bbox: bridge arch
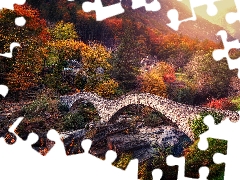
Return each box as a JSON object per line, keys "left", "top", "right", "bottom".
{"left": 60, "top": 92, "right": 239, "bottom": 141}
{"left": 108, "top": 104, "right": 179, "bottom": 129}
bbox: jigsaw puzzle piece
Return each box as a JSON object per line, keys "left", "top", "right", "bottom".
{"left": 131, "top": 0, "right": 161, "bottom": 12}
{"left": 14, "top": 119, "right": 56, "bottom": 155}
{"left": 212, "top": 30, "right": 240, "bottom": 78}
{"left": 0, "top": 117, "right": 39, "bottom": 154}
{"left": 167, "top": 155, "right": 209, "bottom": 180}
{"left": 167, "top": 0, "right": 219, "bottom": 31}
{"left": 183, "top": 137, "right": 227, "bottom": 179}
{"left": 82, "top": 0, "right": 125, "bottom": 21}
{"left": 226, "top": 0, "right": 240, "bottom": 24}
{"left": 198, "top": 114, "right": 240, "bottom": 148}
{"left": 45, "top": 129, "right": 65, "bottom": 157}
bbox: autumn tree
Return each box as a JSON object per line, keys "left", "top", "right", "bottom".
{"left": 0, "top": 5, "right": 50, "bottom": 95}
{"left": 50, "top": 21, "right": 78, "bottom": 40}
{"left": 80, "top": 42, "right": 119, "bottom": 98}
{"left": 43, "top": 22, "right": 118, "bottom": 97}
{"left": 184, "top": 51, "right": 234, "bottom": 103}
{"left": 42, "top": 39, "right": 85, "bottom": 93}
{"left": 139, "top": 62, "right": 176, "bottom": 97}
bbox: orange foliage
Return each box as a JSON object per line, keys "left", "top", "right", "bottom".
{"left": 77, "top": 10, "right": 96, "bottom": 20}
{"left": 140, "top": 62, "right": 176, "bottom": 97}
{"left": 2, "top": 5, "right": 50, "bottom": 91}
{"left": 14, "top": 4, "right": 50, "bottom": 42}
{"left": 147, "top": 27, "right": 219, "bottom": 61}
{"left": 104, "top": 17, "right": 123, "bottom": 38}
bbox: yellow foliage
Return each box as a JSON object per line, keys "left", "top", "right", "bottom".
{"left": 50, "top": 21, "right": 78, "bottom": 40}
{"left": 140, "top": 62, "right": 175, "bottom": 97}
{"left": 43, "top": 38, "right": 117, "bottom": 97}
{"left": 80, "top": 42, "right": 112, "bottom": 72}
{"left": 45, "top": 39, "right": 86, "bottom": 65}
{"left": 141, "top": 72, "right": 167, "bottom": 97}
{"left": 91, "top": 79, "right": 119, "bottom": 98}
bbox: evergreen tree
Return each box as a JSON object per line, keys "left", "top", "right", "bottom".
{"left": 111, "top": 17, "right": 147, "bottom": 93}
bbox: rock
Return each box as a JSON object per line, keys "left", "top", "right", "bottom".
{"left": 60, "top": 118, "right": 192, "bottom": 164}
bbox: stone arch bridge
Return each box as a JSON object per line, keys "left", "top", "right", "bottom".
{"left": 60, "top": 92, "right": 239, "bottom": 140}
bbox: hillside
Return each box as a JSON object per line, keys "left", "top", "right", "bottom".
{"left": 120, "top": 0, "right": 228, "bottom": 42}
{"left": 25, "top": 0, "right": 228, "bottom": 43}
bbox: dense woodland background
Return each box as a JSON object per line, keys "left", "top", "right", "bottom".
{"left": 1, "top": 1, "right": 240, "bottom": 179}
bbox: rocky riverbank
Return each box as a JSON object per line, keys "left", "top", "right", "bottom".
{"left": 60, "top": 115, "right": 192, "bottom": 165}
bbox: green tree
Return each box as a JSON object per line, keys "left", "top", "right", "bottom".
{"left": 110, "top": 18, "right": 147, "bottom": 92}
{"left": 184, "top": 51, "right": 234, "bottom": 102}
{"left": 42, "top": 21, "right": 80, "bottom": 94}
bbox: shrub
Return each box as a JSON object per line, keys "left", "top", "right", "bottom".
{"left": 94, "top": 79, "right": 119, "bottom": 99}
{"left": 61, "top": 111, "right": 88, "bottom": 131}
{"left": 168, "top": 73, "right": 197, "bottom": 105}
{"left": 21, "top": 96, "right": 49, "bottom": 119}
{"left": 169, "top": 85, "right": 196, "bottom": 105}
{"left": 61, "top": 102, "right": 100, "bottom": 131}
{"left": 57, "top": 83, "right": 72, "bottom": 95}
{"left": 205, "top": 98, "right": 237, "bottom": 111}
{"left": 58, "top": 102, "right": 69, "bottom": 113}
{"left": 16, "top": 88, "right": 61, "bottom": 138}
{"left": 112, "top": 153, "right": 132, "bottom": 170}
{"left": 190, "top": 111, "right": 223, "bottom": 139}
{"left": 74, "top": 72, "right": 87, "bottom": 91}
{"left": 21, "top": 88, "right": 58, "bottom": 118}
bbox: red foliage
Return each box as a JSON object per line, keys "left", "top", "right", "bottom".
{"left": 163, "top": 73, "right": 176, "bottom": 83}
{"left": 205, "top": 98, "right": 236, "bottom": 111}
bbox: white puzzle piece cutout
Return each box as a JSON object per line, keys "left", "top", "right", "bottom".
{"left": 167, "top": 0, "right": 220, "bottom": 31}
{"left": 212, "top": 30, "right": 240, "bottom": 78}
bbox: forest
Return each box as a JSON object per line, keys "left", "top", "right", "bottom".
{"left": 0, "top": 1, "right": 240, "bottom": 180}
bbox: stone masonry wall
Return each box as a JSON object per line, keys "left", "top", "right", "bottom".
{"left": 60, "top": 92, "right": 239, "bottom": 140}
